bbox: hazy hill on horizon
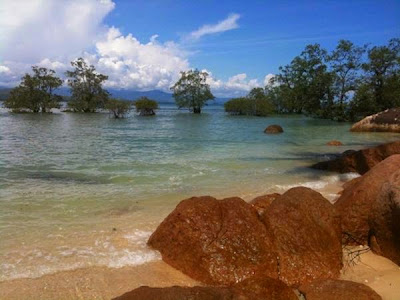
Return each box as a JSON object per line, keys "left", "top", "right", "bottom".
{"left": 0, "top": 87, "right": 230, "bottom": 104}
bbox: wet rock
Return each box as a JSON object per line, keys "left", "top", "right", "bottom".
{"left": 113, "top": 278, "right": 298, "bottom": 300}
{"left": 326, "top": 140, "right": 343, "bottom": 146}
{"left": 112, "top": 286, "right": 236, "bottom": 300}
{"left": 351, "top": 108, "right": 400, "bottom": 133}
{"left": 335, "top": 155, "right": 400, "bottom": 245}
{"left": 249, "top": 193, "right": 281, "bottom": 216}
{"left": 148, "top": 196, "right": 279, "bottom": 286}
{"left": 299, "top": 279, "right": 382, "bottom": 300}
{"left": 369, "top": 169, "right": 400, "bottom": 264}
{"left": 311, "top": 141, "right": 400, "bottom": 175}
{"left": 261, "top": 187, "right": 342, "bottom": 287}
{"left": 264, "top": 125, "right": 284, "bottom": 134}
{"left": 234, "top": 277, "right": 298, "bottom": 300}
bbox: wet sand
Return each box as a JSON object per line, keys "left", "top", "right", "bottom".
{"left": 0, "top": 261, "right": 198, "bottom": 300}
{"left": 1, "top": 248, "right": 399, "bottom": 300}
{"left": 1, "top": 180, "right": 399, "bottom": 300}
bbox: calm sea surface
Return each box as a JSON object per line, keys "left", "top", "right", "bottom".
{"left": 0, "top": 104, "right": 398, "bottom": 280}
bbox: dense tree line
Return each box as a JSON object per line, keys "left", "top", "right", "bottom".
{"left": 226, "top": 38, "right": 400, "bottom": 121}
{"left": 5, "top": 39, "right": 399, "bottom": 121}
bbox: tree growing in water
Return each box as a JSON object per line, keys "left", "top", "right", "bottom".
{"left": 224, "top": 87, "right": 275, "bottom": 116}
{"left": 4, "top": 66, "right": 62, "bottom": 113}
{"left": 105, "top": 99, "right": 132, "bottom": 118}
{"left": 65, "top": 58, "right": 109, "bottom": 112}
{"left": 171, "top": 69, "right": 214, "bottom": 114}
{"left": 134, "top": 97, "right": 159, "bottom": 116}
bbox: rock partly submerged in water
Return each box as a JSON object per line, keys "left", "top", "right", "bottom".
{"left": 113, "top": 277, "right": 298, "bottom": 300}
{"left": 261, "top": 187, "right": 343, "bottom": 287}
{"left": 326, "top": 140, "right": 343, "bottom": 146}
{"left": 264, "top": 124, "right": 284, "bottom": 134}
{"left": 299, "top": 279, "right": 382, "bottom": 300}
{"left": 350, "top": 108, "right": 400, "bottom": 133}
{"left": 335, "top": 155, "right": 400, "bottom": 247}
{"left": 148, "top": 188, "right": 343, "bottom": 288}
{"left": 311, "top": 141, "right": 400, "bottom": 175}
{"left": 147, "top": 196, "right": 279, "bottom": 286}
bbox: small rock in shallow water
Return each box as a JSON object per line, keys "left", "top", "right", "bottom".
{"left": 264, "top": 124, "right": 284, "bottom": 134}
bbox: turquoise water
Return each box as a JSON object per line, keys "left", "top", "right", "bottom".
{"left": 0, "top": 104, "right": 399, "bottom": 280}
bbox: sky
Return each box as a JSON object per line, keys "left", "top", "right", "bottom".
{"left": 0, "top": 0, "right": 399, "bottom": 97}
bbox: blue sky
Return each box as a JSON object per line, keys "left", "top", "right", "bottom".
{"left": 106, "top": 0, "right": 399, "bottom": 80}
{"left": 0, "top": 0, "right": 399, "bottom": 96}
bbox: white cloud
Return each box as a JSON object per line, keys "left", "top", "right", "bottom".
{"left": 188, "top": 13, "right": 240, "bottom": 40}
{"left": 264, "top": 73, "right": 275, "bottom": 86}
{"left": 93, "top": 27, "right": 190, "bottom": 90}
{"left": 0, "top": 0, "right": 115, "bottom": 63}
{"left": 0, "top": 2, "right": 267, "bottom": 97}
{"left": 206, "top": 71, "right": 260, "bottom": 98}
{"left": 0, "top": 66, "right": 10, "bottom": 73}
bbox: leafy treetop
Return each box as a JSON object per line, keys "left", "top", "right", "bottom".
{"left": 171, "top": 69, "right": 214, "bottom": 114}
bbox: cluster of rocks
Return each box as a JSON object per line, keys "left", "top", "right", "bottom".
{"left": 312, "top": 141, "right": 400, "bottom": 174}
{"left": 113, "top": 141, "right": 399, "bottom": 300}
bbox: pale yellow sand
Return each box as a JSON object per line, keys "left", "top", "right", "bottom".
{"left": 1, "top": 247, "right": 399, "bottom": 300}
{"left": 1, "top": 180, "right": 399, "bottom": 300}
{"left": 341, "top": 248, "right": 400, "bottom": 300}
{"left": 0, "top": 261, "right": 198, "bottom": 300}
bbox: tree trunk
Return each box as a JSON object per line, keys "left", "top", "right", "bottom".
{"left": 193, "top": 107, "right": 201, "bottom": 114}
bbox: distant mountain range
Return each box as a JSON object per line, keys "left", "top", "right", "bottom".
{"left": 0, "top": 87, "right": 230, "bottom": 104}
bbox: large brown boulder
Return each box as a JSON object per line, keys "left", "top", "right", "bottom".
{"left": 335, "top": 155, "right": 400, "bottom": 246}
{"left": 113, "top": 278, "right": 298, "bottom": 300}
{"left": 249, "top": 193, "right": 281, "bottom": 216}
{"left": 147, "top": 196, "right": 279, "bottom": 286}
{"left": 112, "top": 286, "right": 236, "bottom": 300}
{"left": 261, "top": 187, "right": 343, "bottom": 287}
{"left": 234, "top": 277, "right": 298, "bottom": 300}
{"left": 264, "top": 124, "right": 284, "bottom": 134}
{"left": 299, "top": 279, "right": 382, "bottom": 300}
{"left": 351, "top": 108, "right": 400, "bottom": 133}
{"left": 368, "top": 169, "right": 400, "bottom": 264}
{"left": 312, "top": 141, "right": 400, "bottom": 174}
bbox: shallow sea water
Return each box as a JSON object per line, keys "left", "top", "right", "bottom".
{"left": 0, "top": 104, "right": 398, "bottom": 281}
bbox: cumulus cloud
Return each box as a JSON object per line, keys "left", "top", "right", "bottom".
{"left": 188, "top": 13, "right": 240, "bottom": 40}
{"left": 264, "top": 73, "right": 276, "bottom": 86}
{"left": 0, "top": 0, "right": 115, "bottom": 63}
{"left": 206, "top": 71, "right": 260, "bottom": 98}
{"left": 0, "top": 1, "right": 265, "bottom": 96}
{"left": 93, "top": 27, "right": 189, "bottom": 90}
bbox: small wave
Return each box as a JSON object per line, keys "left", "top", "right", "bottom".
{"left": 274, "top": 172, "right": 360, "bottom": 192}
{"left": 0, "top": 230, "right": 160, "bottom": 281}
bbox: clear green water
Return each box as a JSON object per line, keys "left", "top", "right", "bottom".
{"left": 0, "top": 104, "right": 398, "bottom": 280}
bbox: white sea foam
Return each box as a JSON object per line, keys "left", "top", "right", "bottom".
{"left": 274, "top": 173, "right": 360, "bottom": 193}
{"left": 0, "top": 229, "right": 161, "bottom": 281}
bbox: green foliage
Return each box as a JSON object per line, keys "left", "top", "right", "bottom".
{"left": 4, "top": 66, "right": 62, "bottom": 113}
{"left": 134, "top": 97, "right": 159, "bottom": 116}
{"left": 224, "top": 97, "right": 252, "bottom": 115}
{"left": 171, "top": 69, "right": 214, "bottom": 114}
{"left": 105, "top": 98, "right": 131, "bottom": 118}
{"left": 268, "top": 38, "right": 399, "bottom": 121}
{"left": 224, "top": 87, "right": 275, "bottom": 116}
{"left": 66, "top": 58, "right": 109, "bottom": 112}
{"left": 358, "top": 38, "right": 400, "bottom": 112}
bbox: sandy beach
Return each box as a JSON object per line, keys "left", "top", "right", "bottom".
{"left": 1, "top": 178, "right": 399, "bottom": 300}
{"left": 1, "top": 245, "right": 399, "bottom": 300}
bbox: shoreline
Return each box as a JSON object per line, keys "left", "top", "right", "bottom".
{"left": 1, "top": 245, "right": 399, "bottom": 300}
{"left": 4, "top": 175, "right": 398, "bottom": 300}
